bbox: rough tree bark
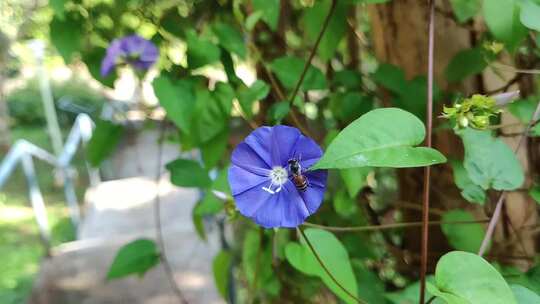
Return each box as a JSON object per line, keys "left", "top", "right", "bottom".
{"left": 368, "top": 0, "right": 536, "bottom": 273}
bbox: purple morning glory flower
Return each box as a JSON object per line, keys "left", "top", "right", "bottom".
{"left": 100, "top": 34, "right": 159, "bottom": 76}
{"left": 228, "top": 125, "right": 328, "bottom": 228}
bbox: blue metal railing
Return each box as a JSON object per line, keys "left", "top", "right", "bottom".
{"left": 0, "top": 113, "right": 99, "bottom": 254}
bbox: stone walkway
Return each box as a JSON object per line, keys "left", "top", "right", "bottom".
{"left": 29, "top": 131, "right": 224, "bottom": 304}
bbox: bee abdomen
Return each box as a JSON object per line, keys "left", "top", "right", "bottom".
{"left": 293, "top": 177, "right": 309, "bottom": 192}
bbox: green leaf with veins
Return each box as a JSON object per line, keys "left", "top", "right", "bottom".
{"left": 460, "top": 128, "right": 524, "bottom": 190}
{"left": 313, "top": 108, "right": 446, "bottom": 169}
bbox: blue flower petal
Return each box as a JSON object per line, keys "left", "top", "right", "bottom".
{"left": 231, "top": 142, "right": 271, "bottom": 173}
{"left": 244, "top": 127, "right": 273, "bottom": 168}
{"left": 228, "top": 165, "right": 269, "bottom": 196}
{"left": 229, "top": 125, "right": 328, "bottom": 228}
{"left": 272, "top": 125, "right": 301, "bottom": 166}
{"left": 100, "top": 34, "right": 158, "bottom": 76}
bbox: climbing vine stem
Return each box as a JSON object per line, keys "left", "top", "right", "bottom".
{"left": 478, "top": 101, "right": 540, "bottom": 257}
{"left": 154, "top": 122, "right": 190, "bottom": 304}
{"left": 420, "top": 1, "right": 435, "bottom": 303}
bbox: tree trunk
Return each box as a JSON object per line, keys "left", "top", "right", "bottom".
{"left": 368, "top": 0, "right": 483, "bottom": 275}
{"left": 369, "top": 0, "right": 538, "bottom": 272}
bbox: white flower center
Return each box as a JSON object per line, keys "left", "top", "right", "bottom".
{"left": 262, "top": 166, "right": 288, "bottom": 194}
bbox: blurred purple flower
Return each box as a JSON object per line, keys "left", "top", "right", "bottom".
{"left": 100, "top": 34, "right": 158, "bottom": 76}
{"left": 228, "top": 125, "right": 327, "bottom": 228}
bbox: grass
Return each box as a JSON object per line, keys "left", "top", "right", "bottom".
{"left": 0, "top": 125, "right": 88, "bottom": 304}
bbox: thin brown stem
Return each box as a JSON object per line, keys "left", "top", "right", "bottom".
{"left": 154, "top": 122, "right": 189, "bottom": 304}
{"left": 297, "top": 228, "right": 367, "bottom": 304}
{"left": 478, "top": 101, "right": 540, "bottom": 256}
{"left": 288, "top": 0, "right": 337, "bottom": 106}
{"left": 249, "top": 44, "right": 312, "bottom": 136}
{"left": 303, "top": 219, "right": 489, "bottom": 232}
{"left": 420, "top": 2, "right": 435, "bottom": 303}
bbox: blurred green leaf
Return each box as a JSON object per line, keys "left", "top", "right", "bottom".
{"left": 87, "top": 119, "right": 123, "bottom": 167}
{"left": 329, "top": 92, "right": 373, "bottom": 124}
{"left": 441, "top": 210, "right": 485, "bottom": 253}
{"left": 511, "top": 284, "right": 540, "bottom": 303}
{"left": 192, "top": 89, "right": 228, "bottom": 144}
{"left": 186, "top": 30, "right": 221, "bottom": 69}
{"left": 49, "top": 0, "right": 66, "bottom": 19}
{"left": 450, "top": 0, "right": 481, "bottom": 23}
{"left": 242, "top": 230, "right": 281, "bottom": 295}
{"left": 520, "top": 0, "right": 540, "bottom": 32}
{"left": 340, "top": 167, "right": 371, "bottom": 198}
{"left": 213, "top": 22, "right": 246, "bottom": 59}
{"left": 445, "top": 48, "right": 487, "bottom": 83}
{"left": 153, "top": 75, "right": 196, "bottom": 133}
{"left": 333, "top": 189, "right": 358, "bottom": 218}
{"left": 460, "top": 128, "right": 524, "bottom": 190}
{"left": 385, "top": 277, "right": 439, "bottom": 304}
{"left": 507, "top": 98, "right": 539, "bottom": 123}
{"left": 50, "top": 14, "right": 83, "bottom": 63}
{"left": 237, "top": 80, "right": 270, "bottom": 118}
{"left": 451, "top": 160, "right": 486, "bottom": 204}
{"left": 81, "top": 48, "right": 116, "bottom": 88}
{"left": 107, "top": 239, "right": 159, "bottom": 280}
{"left": 529, "top": 186, "right": 540, "bottom": 204}
{"left": 373, "top": 64, "right": 440, "bottom": 118}
{"left": 253, "top": 0, "right": 280, "bottom": 31}
{"left": 213, "top": 251, "right": 232, "bottom": 300}
{"left": 483, "top": 0, "right": 527, "bottom": 51}
{"left": 192, "top": 211, "right": 206, "bottom": 241}
{"left": 267, "top": 101, "right": 290, "bottom": 124}
{"left": 270, "top": 56, "right": 327, "bottom": 91}
{"left": 285, "top": 228, "right": 359, "bottom": 304}
{"left": 372, "top": 63, "right": 406, "bottom": 94}
{"left": 201, "top": 129, "right": 229, "bottom": 169}
{"left": 333, "top": 69, "right": 362, "bottom": 89}
{"left": 313, "top": 108, "right": 446, "bottom": 169}
{"left": 304, "top": 0, "right": 348, "bottom": 61}
{"left": 432, "top": 251, "right": 517, "bottom": 304}
{"left": 166, "top": 158, "right": 211, "bottom": 188}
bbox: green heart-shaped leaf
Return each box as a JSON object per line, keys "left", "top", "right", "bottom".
{"left": 313, "top": 108, "right": 446, "bottom": 169}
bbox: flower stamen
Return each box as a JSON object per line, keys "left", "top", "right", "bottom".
{"left": 262, "top": 166, "right": 288, "bottom": 195}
